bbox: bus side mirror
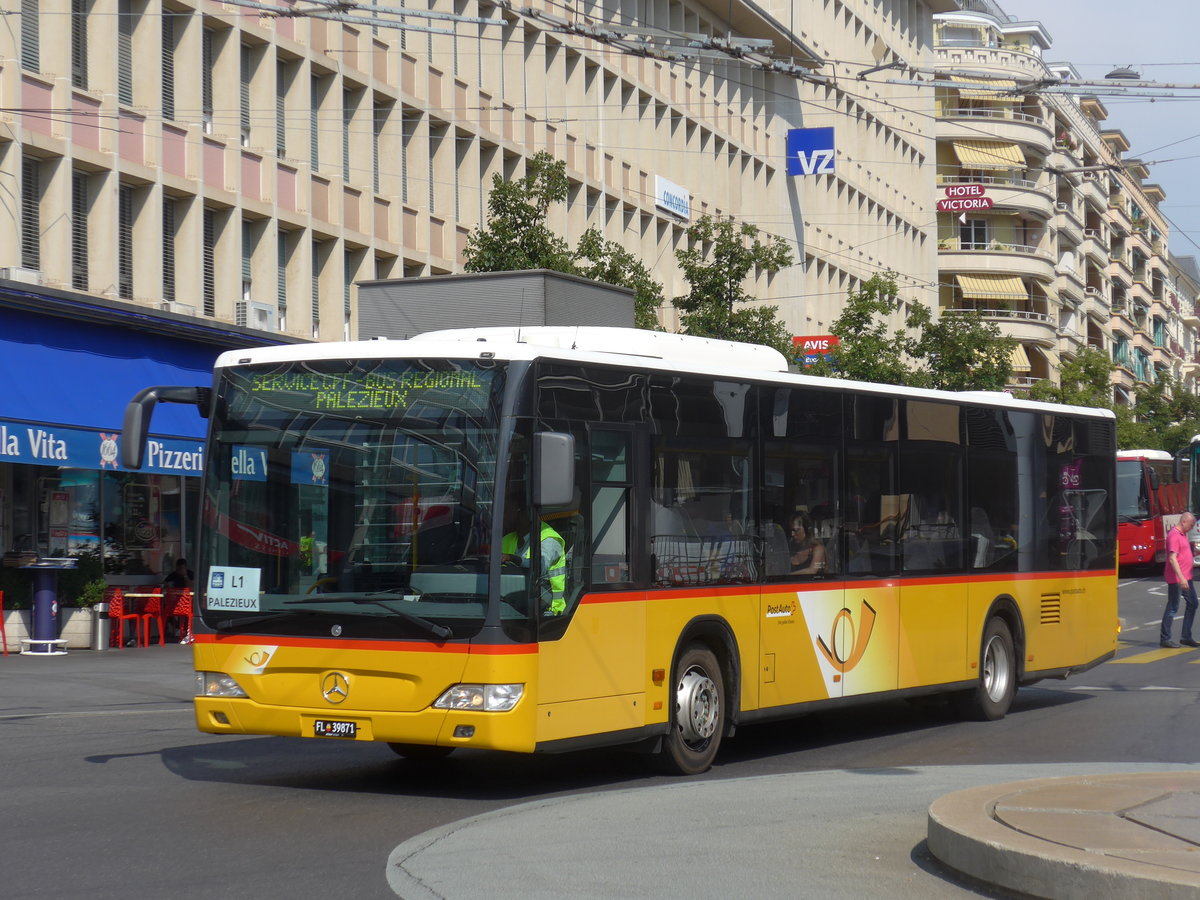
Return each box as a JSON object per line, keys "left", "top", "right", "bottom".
{"left": 1174, "top": 457, "right": 1183, "bottom": 483}
{"left": 122, "top": 386, "right": 211, "bottom": 469}
{"left": 533, "top": 432, "right": 575, "bottom": 508}
{"left": 1149, "top": 469, "right": 1160, "bottom": 492}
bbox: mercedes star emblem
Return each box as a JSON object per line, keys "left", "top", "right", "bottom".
{"left": 321, "top": 671, "right": 350, "bottom": 704}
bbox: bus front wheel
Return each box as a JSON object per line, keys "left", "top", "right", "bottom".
{"left": 656, "top": 645, "right": 725, "bottom": 775}
{"left": 954, "top": 617, "right": 1016, "bottom": 721}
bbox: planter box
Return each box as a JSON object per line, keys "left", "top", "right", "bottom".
{"left": 3, "top": 607, "right": 101, "bottom": 650}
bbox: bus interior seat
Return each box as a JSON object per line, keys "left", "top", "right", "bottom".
{"left": 763, "top": 523, "right": 790, "bottom": 576}
{"left": 970, "top": 507, "right": 993, "bottom": 568}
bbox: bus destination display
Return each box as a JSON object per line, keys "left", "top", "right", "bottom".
{"left": 245, "top": 367, "right": 493, "bottom": 414}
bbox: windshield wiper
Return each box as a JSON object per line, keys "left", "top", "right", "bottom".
{"left": 213, "top": 609, "right": 320, "bottom": 632}
{"left": 284, "top": 595, "right": 452, "bottom": 641}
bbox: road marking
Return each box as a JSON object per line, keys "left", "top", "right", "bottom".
{"left": 0, "top": 707, "right": 191, "bottom": 721}
{"left": 1069, "top": 685, "right": 1189, "bottom": 691}
{"left": 1110, "top": 646, "right": 1198, "bottom": 664}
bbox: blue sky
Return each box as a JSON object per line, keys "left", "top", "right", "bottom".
{"left": 1001, "top": 0, "right": 1200, "bottom": 261}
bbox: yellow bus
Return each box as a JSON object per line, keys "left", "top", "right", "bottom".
{"left": 122, "top": 326, "right": 1117, "bottom": 774}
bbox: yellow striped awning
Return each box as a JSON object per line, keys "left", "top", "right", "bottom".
{"left": 957, "top": 273, "right": 1027, "bottom": 300}
{"left": 1009, "top": 343, "right": 1031, "bottom": 373}
{"left": 952, "top": 140, "right": 1026, "bottom": 169}
{"left": 950, "top": 75, "right": 1019, "bottom": 101}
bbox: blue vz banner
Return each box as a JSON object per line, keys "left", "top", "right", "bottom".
{"left": 786, "top": 127, "right": 836, "bottom": 176}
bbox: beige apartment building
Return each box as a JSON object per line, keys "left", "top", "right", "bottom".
{"left": 0, "top": 0, "right": 956, "bottom": 347}
{"left": 932, "top": 0, "right": 1200, "bottom": 402}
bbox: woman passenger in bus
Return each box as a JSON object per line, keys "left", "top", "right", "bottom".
{"left": 788, "top": 512, "right": 827, "bottom": 575}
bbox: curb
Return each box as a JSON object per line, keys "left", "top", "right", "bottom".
{"left": 927, "top": 774, "right": 1200, "bottom": 900}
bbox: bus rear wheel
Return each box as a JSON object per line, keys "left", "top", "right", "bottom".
{"left": 387, "top": 742, "right": 455, "bottom": 760}
{"left": 954, "top": 617, "right": 1016, "bottom": 721}
{"left": 656, "top": 645, "right": 725, "bottom": 775}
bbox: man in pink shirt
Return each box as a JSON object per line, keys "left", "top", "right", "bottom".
{"left": 1161, "top": 511, "right": 1198, "bottom": 649}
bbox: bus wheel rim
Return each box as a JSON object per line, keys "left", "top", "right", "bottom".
{"left": 677, "top": 666, "right": 719, "bottom": 744}
{"left": 982, "top": 635, "right": 1010, "bottom": 703}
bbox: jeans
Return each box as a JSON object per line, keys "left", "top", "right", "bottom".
{"left": 1161, "top": 580, "right": 1198, "bottom": 643}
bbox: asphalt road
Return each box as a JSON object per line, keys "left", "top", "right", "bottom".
{"left": 3, "top": 574, "right": 1197, "bottom": 899}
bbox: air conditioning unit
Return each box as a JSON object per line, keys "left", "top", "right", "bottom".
{"left": 160, "top": 301, "right": 197, "bottom": 316}
{"left": 236, "top": 300, "right": 278, "bottom": 331}
{"left": 0, "top": 266, "right": 44, "bottom": 285}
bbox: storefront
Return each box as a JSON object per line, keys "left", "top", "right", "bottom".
{"left": 0, "top": 283, "right": 302, "bottom": 585}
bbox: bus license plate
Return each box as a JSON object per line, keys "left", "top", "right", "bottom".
{"left": 314, "top": 720, "right": 357, "bottom": 739}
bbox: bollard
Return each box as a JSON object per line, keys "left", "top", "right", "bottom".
{"left": 91, "top": 602, "right": 110, "bottom": 651}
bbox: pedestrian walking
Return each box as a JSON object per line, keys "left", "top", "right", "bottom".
{"left": 1161, "top": 511, "right": 1199, "bottom": 649}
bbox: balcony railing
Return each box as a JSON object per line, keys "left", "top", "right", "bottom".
{"left": 938, "top": 239, "right": 1053, "bottom": 260}
{"left": 947, "top": 306, "right": 1054, "bottom": 325}
{"left": 939, "top": 173, "right": 1041, "bottom": 190}
{"left": 940, "top": 106, "right": 1045, "bottom": 126}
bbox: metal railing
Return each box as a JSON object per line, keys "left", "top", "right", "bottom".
{"left": 940, "top": 106, "right": 1045, "bottom": 126}
{"left": 945, "top": 307, "right": 1053, "bottom": 325}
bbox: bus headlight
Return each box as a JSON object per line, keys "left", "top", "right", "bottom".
{"left": 196, "top": 671, "right": 249, "bottom": 698}
{"left": 433, "top": 683, "right": 524, "bottom": 712}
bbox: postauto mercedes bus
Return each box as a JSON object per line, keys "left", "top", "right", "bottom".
{"left": 121, "top": 326, "right": 1118, "bottom": 774}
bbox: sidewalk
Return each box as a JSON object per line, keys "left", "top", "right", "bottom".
{"left": 386, "top": 765, "right": 1200, "bottom": 900}
{"left": 929, "top": 772, "right": 1200, "bottom": 899}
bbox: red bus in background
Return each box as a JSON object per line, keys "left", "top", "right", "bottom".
{"left": 1116, "top": 449, "right": 1188, "bottom": 569}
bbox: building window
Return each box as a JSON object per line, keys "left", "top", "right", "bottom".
{"left": 203, "top": 208, "right": 216, "bottom": 317}
{"left": 118, "top": 184, "right": 134, "bottom": 300}
{"left": 276, "top": 61, "right": 289, "bottom": 157}
{"left": 21, "top": 0, "right": 39, "bottom": 71}
{"left": 20, "top": 158, "right": 40, "bottom": 270}
{"left": 71, "top": 0, "right": 88, "bottom": 89}
{"left": 163, "top": 197, "right": 177, "bottom": 303}
{"left": 117, "top": 0, "right": 133, "bottom": 105}
{"left": 311, "top": 241, "right": 322, "bottom": 339}
{"left": 342, "top": 93, "right": 352, "bottom": 183}
{"left": 71, "top": 172, "right": 89, "bottom": 291}
{"left": 960, "top": 218, "right": 987, "bottom": 249}
{"left": 161, "top": 12, "right": 175, "bottom": 120}
{"left": 310, "top": 76, "right": 322, "bottom": 170}
{"left": 240, "top": 44, "right": 253, "bottom": 147}
{"left": 201, "top": 28, "right": 214, "bottom": 133}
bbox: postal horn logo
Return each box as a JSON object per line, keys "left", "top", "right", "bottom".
{"left": 817, "top": 600, "right": 877, "bottom": 673}
{"left": 322, "top": 671, "right": 350, "bottom": 704}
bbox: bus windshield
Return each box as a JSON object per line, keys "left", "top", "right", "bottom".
{"left": 198, "top": 358, "right": 515, "bottom": 641}
{"left": 1115, "top": 458, "right": 1149, "bottom": 522}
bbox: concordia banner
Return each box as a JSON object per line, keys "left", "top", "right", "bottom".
{"left": 0, "top": 418, "right": 204, "bottom": 476}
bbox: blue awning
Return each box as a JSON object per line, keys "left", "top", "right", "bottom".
{"left": 0, "top": 307, "right": 217, "bottom": 439}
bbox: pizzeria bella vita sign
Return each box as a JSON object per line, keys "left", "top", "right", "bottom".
{"left": 937, "top": 183, "right": 992, "bottom": 212}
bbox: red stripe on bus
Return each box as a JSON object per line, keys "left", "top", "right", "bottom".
{"left": 578, "top": 568, "right": 1116, "bottom": 603}
{"left": 190, "top": 633, "right": 537, "bottom": 654}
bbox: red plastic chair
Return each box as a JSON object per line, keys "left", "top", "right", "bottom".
{"left": 107, "top": 588, "right": 143, "bottom": 649}
{"left": 1, "top": 590, "right": 7, "bottom": 656}
{"left": 162, "top": 588, "right": 194, "bottom": 644}
{"left": 139, "top": 588, "right": 163, "bottom": 646}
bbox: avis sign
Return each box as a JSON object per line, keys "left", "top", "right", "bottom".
{"left": 793, "top": 334, "right": 840, "bottom": 366}
{"left": 787, "top": 127, "right": 835, "bottom": 176}
{"left": 937, "top": 183, "right": 993, "bottom": 212}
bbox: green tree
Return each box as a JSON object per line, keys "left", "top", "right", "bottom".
{"left": 1027, "top": 346, "right": 1113, "bottom": 408}
{"left": 806, "top": 273, "right": 1013, "bottom": 390}
{"left": 672, "top": 215, "right": 794, "bottom": 357}
{"left": 464, "top": 154, "right": 666, "bottom": 329}
{"left": 805, "top": 273, "right": 912, "bottom": 384}
{"left": 908, "top": 305, "right": 1016, "bottom": 392}
{"left": 574, "top": 226, "right": 664, "bottom": 330}
{"left": 463, "top": 151, "right": 575, "bottom": 274}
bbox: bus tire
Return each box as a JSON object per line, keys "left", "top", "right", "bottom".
{"left": 387, "top": 742, "right": 455, "bottom": 760}
{"left": 954, "top": 617, "right": 1016, "bottom": 721}
{"left": 656, "top": 644, "right": 725, "bottom": 775}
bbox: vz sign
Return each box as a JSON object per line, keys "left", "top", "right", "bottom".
{"left": 786, "top": 127, "right": 836, "bottom": 176}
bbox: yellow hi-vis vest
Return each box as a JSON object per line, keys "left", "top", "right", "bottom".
{"left": 501, "top": 522, "right": 567, "bottom": 615}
